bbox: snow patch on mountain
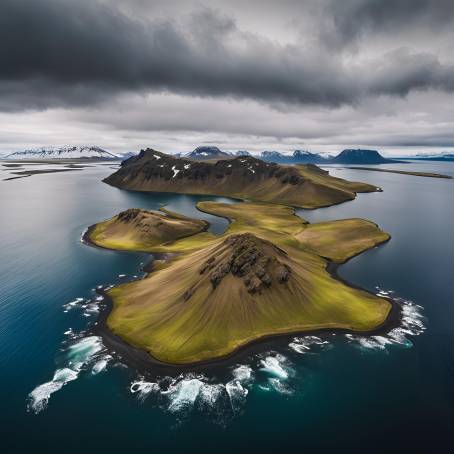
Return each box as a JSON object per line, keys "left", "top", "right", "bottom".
{"left": 5, "top": 146, "right": 119, "bottom": 160}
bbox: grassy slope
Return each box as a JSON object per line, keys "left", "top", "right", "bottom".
{"left": 98, "top": 201, "right": 392, "bottom": 364}
{"left": 294, "top": 165, "right": 377, "bottom": 208}
{"left": 295, "top": 218, "right": 390, "bottom": 263}
{"left": 89, "top": 208, "right": 207, "bottom": 251}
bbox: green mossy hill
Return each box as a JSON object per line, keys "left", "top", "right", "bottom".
{"left": 88, "top": 207, "right": 207, "bottom": 251}
{"left": 90, "top": 201, "right": 392, "bottom": 364}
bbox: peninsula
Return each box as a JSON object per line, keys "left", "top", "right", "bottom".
{"left": 347, "top": 166, "right": 453, "bottom": 179}
{"left": 103, "top": 149, "right": 379, "bottom": 209}
{"left": 85, "top": 200, "right": 393, "bottom": 365}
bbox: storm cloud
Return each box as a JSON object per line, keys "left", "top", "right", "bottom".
{"left": 2, "top": 0, "right": 454, "bottom": 111}
{"left": 1, "top": 0, "right": 454, "bottom": 154}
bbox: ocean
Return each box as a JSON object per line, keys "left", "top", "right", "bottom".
{"left": 1, "top": 160, "right": 453, "bottom": 452}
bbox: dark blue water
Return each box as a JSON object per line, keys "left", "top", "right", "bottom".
{"left": 1, "top": 161, "right": 453, "bottom": 452}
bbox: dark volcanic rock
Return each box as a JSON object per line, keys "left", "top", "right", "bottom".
{"left": 117, "top": 208, "right": 142, "bottom": 222}
{"left": 105, "top": 148, "right": 305, "bottom": 188}
{"left": 201, "top": 233, "right": 292, "bottom": 294}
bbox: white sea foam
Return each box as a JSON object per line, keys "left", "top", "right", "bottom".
{"left": 129, "top": 366, "right": 253, "bottom": 420}
{"left": 197, "top": 383, "right": 226, "bottom": 409}
{"left": 259, "top": 354, "right": 291, "bottom": 379}
{"left": 28, "top": 336, "right": 104, "bottom": 413}
{"left": 28, "top": 368, "right": 79, "bottom": 413}
{"left": 225, "top": 380, "right": 248, "bottom": 413}
{"left": 62, "top": 297, "right": 85, "bottom": 312}
{"left": 130, "top": 379, "right": 160, "bottom": 402}
{"left": 83, "top": 302, "right": 99, "bottom": 316}
{"left": 166, "top": 378, "right": 204, "bottom": 413}
{"left": 345, "top": 296, "right": 425, "bottom": 351}
{"left": 268, "top": 378, "right": 293, "bottom": 395}
{"left": 289, "top": 335, "right": 329, "bottom": 354}
{"left": 232, "top": 364, "right": 253, "bottom": 384}
{"left": 92, "top": 355, "right": 112, "bottom": 375}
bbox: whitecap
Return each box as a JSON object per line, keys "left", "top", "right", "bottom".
{"left": 28, "top": 336, "right": 104, "bottom": 413}
{"left": 268, "top": 378, "right": 294, "bottom": 395}
{"left": 92, "top": 355, "right": 112, "bottom": 375}
{"left": 165, "top": 378, "right": 204, "bottom": 414}
{"left": 83, "top": 303, "right": 99, "bottom": 316}
{"left": 27, "top": 368, "right": 78, "bottom": 414}
{"left": 197, "top": 383, "right": 226, "bottom": 410}
{"left": 289, "top": 335, "right": 329, "bottom": 354}
{"left": 259, "top": 354, "right": 291, "bottom": 379}
{"left": 226, "top": 380, "right": 248, "bottom": 413}
{"left": 62, "top": 297, "right": 85, "bottom": 311}
{"left": 258, "top": 384, "right": 271, "bottom": 392}
{"left": 130, "top": 379, "right": 160, "bottom": 402}
{"left": 231, "top": 365, "right": 253, "bottom": 384}
{"left": 345, "top": 297, "right": 425, "bottom": 351}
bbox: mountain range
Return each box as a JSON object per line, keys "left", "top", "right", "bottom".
{"left": 184, "top": 146, "right": 400, "bottom": 165}
{"left": 400, "top": 152, "right": 454, "bottom": 162}
{"left": 4, "top": 146, "right": 119, "bottom": 160}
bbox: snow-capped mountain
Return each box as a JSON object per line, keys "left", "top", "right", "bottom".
{"left": 235, "top": 150, "right": 251, "bottom": 157}
{"left": 5, "top": 146, "right": 119, "bottom": 160}
{"left": 260, "top": 150, "right": 326, "bottom": 164}
{"left": 185, "top": 146, "right": 232, "bottom": 160}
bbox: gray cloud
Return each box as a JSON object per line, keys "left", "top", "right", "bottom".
{"left": 1, "top": 0, "right": 454, "bottom": 155}
{"left": 2, "top": 0, "right": 454, "bottom": 113}
{"left": 325, "top": 0, "right": 454, "bottom": 46}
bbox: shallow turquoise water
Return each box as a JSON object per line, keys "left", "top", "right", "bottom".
{"left": 1, "top": 161, "right": 453, "bottom": 452}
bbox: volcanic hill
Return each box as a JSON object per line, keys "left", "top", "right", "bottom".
{"left": 89, "top": 201, "right": 393, "bottom": 364}
{"left": 87, "top": 207, "right": 208, "bottom": 251}
{"left": 104, "top": 149, "right": 378, "bottom": 208}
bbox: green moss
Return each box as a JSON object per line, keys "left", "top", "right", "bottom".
{"left": 86, "top": 201, "right": 394, "bottom": 364}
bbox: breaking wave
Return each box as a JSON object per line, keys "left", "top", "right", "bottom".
{"left": 345, "top": 294, "right": 426, "bottom": 351}
{"left": 130, "top": 365, "right": 253, "bottom": 424}
{"left": 29, "top": 285, "right": 426, "bottom": 423}
{"left": 289, "top": 335, "right": 330, "bottom": 354}
{"left": 27, "top": 336, "right": 105, "bottom": 414}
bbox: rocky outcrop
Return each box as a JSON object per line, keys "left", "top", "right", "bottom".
{"left": 106, "top": 149, "right": 304, "bottom": 187}
{"left": 199, "top": 233, "right": 291, "bottom": 294}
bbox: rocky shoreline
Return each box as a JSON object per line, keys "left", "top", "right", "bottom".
{"left": 87, "top": 243, "right": 402, "bottom": 375}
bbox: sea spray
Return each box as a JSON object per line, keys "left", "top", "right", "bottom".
{"left": 345, "top": 295, "right": 425, "bottom": 351}
{"left": 27, "top": 336, "right": 104, "bottom": 413}
{"left": 289, "top": 335, "right": 330, "bottom": 355}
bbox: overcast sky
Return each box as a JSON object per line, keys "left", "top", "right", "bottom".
{"left": 1, "top": 0, "right": 454, "bottom": 156}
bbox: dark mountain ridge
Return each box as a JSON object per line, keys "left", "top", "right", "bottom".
{"left": 107, "top": 148, "right": 378, "bottom": 208}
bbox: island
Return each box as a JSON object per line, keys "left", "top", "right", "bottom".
{"left": 85, "top": 200, "right": 394, "bottom": 365}
{"left": 103, "top": 149, "right": 379, "bottom": 209}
